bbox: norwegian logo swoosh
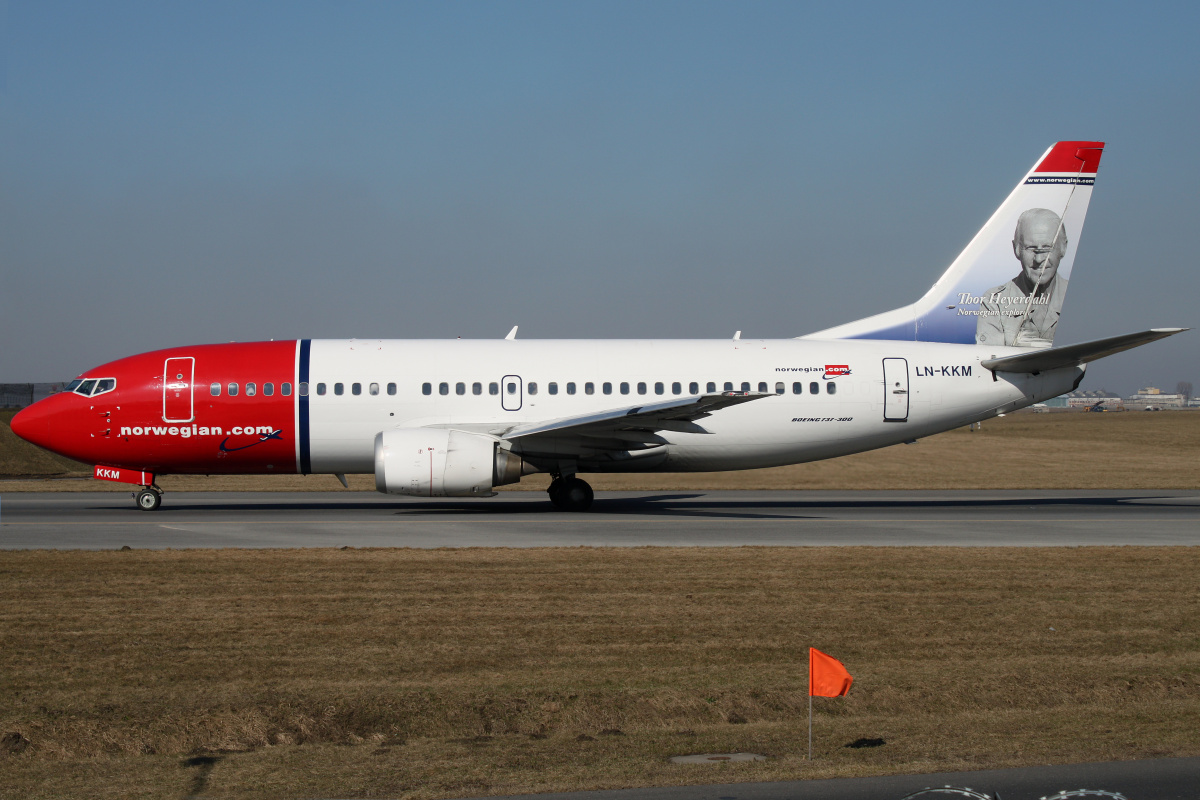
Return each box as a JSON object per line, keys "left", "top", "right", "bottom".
{"left": 219, "top": 429, "right": 284, "bottom": 452}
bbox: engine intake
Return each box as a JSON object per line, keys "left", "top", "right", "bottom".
{"left": 374, "top": 428, "right": 527, "bottom": 497}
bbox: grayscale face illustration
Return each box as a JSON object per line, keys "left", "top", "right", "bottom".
{"left": 1012, "top": 208, "right": 1067, "bottom": 288}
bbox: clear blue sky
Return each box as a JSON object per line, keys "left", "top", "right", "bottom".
{"left": 3, "top": 1, "right": 1198, "bottom": 395}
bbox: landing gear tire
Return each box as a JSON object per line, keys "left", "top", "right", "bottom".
{"left": 548, "top": 476, "right": 593, "bottom": 512}
{"left": 135, "top": 487, "right": 162, "bottom": 511}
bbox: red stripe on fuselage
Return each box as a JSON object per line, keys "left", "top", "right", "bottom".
{"left": 25, "top": 341, "right": 299, "bottom": 475}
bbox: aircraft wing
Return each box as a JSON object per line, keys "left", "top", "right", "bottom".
{"left": 981, "top": 328, "right": 1187, "bottom": 374}
{"left": 502, "top": 392, "right": 771, "bottom": 449}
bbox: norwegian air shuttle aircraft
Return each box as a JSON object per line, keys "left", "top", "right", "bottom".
{"left": 11, "top": 141, "right": 1185, "bottom": 511}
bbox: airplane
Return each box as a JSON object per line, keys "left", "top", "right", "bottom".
{"left": 10, "top": 141, "right": 1186, "bottom": 512}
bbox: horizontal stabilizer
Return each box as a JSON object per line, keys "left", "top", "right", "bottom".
{"left": 981, "top": 328, "right": 1187, "bottom": 374}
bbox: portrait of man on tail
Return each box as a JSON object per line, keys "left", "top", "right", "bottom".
{"left": 975, "top": 208, "right": 1069, "bottom": 348}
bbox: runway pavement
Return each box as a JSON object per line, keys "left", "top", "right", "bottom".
{"left": 3, "top": 489, "right": 1200, "bottom": 549}
{"left": 461, "top": 756, "right": 1200, "bottom": 800}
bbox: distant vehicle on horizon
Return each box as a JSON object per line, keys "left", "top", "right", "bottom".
{"left": 11, "top": 141, "right": 1187, "bottom": 512}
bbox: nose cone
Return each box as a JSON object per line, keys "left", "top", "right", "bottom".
{"left": 9, "top": 400, "right": 54, "bottom": 449}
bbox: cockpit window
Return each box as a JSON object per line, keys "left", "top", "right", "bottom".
{"left": 73, "top": 378, "right": 117, "bottom": 397}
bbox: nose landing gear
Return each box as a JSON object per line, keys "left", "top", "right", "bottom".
{"left": 547, "top": 476, "right": 594, "bottom": 512}
{"left": 135, "top": 486, "right": 163, "bottom": 511}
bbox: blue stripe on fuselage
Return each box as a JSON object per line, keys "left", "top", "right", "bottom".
{"left": 299, "top": 339, "right": 311, "bottom": 474}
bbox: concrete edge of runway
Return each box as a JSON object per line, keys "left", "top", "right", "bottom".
{"left": 458, "top": 755, "right": 1200, "bottom": 800}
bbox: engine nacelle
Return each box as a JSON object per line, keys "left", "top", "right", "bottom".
{"left": 374, "top": 428, "right": 526, "bottom": 497}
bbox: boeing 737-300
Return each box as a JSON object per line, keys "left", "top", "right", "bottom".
{"left": 10, "top": 141, "right": 1185, "bottom": 511}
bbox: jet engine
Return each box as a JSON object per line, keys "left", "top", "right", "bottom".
{"left": 373, "top": 428, "right": 527, "bottom": 497}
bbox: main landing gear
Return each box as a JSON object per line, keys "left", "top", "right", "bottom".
{"left": 135, "top": 485, "right": 163, "bottom": 511}
{"left": 547, "top": 476, "right": 594, "bottom": 512}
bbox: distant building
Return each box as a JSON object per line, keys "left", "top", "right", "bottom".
{"left": 1126, "top": 387, "right": 1187, "bottom": 410}
{"left": 1044, "top": 389, "right": 1124, "bottom": 410}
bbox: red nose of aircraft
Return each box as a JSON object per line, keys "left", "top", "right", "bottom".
{"left": 9, "top": 397, "right": 60, "bottom": 451}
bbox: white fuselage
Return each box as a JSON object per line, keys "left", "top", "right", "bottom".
{"left": 302, "top": 338, "right": 1083, "bottom": 475}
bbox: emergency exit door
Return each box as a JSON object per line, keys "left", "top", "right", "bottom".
{"left": 883, "top": 358, "right": 909, "bottom": 422}
{"left": 163, "top": 357, "right": 195, "bottom": 423}
{"left": 501, "top": 375, "right": 523, "bottom": 411}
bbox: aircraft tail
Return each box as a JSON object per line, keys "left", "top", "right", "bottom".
{"left": 803, "top": 141, "right": 1104, "bottom": 348}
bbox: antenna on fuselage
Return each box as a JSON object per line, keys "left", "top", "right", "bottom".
{"left": 505, "top": 326, "right": 519, "bottom": 340}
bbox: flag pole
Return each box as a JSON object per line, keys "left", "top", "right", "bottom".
{"left": 807, "top": 646, "right": 813, "bottom": 760}
{"left": 808, "top": 692, "right": 812, "bottom": 760}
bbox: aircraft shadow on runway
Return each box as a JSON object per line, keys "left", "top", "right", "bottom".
{"left": 81, "top": 493, "right": 1184, "bottom": 523}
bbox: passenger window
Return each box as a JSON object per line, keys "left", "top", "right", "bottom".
{"left": 741, "top": 382, "right": 751, "bottom": 392}
{"left": 317, "top": 383, "right": 326, "bottom": 396}
{"left": 775, "top": 382, "right": 785, "bottom": 395}
{"left": 246, "top": 382, "right": 257, "bottom": 397}
{"left": 283, "top": 383, "right": 293, "bottom": 396}
{"left": 386, "top": 383, "right": 396, "bottom": 396}
{"left": 827, "top": 382, "right": 837, "bottom": 395}
{"left": 637, "top": 382, "right": 647, "bottom": 395}
{"left": 455, "top": 382, "right": 465, "bottom": 396}
{"left": 507, "top": 382, "right": 517, "bottom": 395}
{"left": 352, "top": 383, "right": 361, "bottom": 396}
{"left": 793, "top": 382, "right": 803, "bottom": 394}
{"left": 264, "top": 382, "right": 274, "bottom": 396}
{"left": 724, "top": 382, "right": 734, "bottom": 391}
{"left": 228, "top": 383, "right": 239, "bottom": 396}
{"left": 654, "top": 382, "right": 664, "bottom": 395}
{"left": 757, "top": 382, "right": 768, "bottom": 393}
{"left": 472, "top": 382, "right": 482, "bottom": 395}
{"left": 707, "top": 382, "right": 716, "bottom": 393}
{"left": 689, "top": 382, "right": 699, "bottom": 394}
{"left": 439, "top": 382, "right": 449, "bottom": 396}
{"left": 810, "top": 382, "right": 819, "bottom": 394}
{"left": 297, "top": 382, "right": 307, "bottom": 397}
{"left": 585, "top": 382, "right": 594, "bottom": 395}
{"left": 489, "top": 382, "right": 499, "bottom": 395}
{"left": 422, "top": 383, "right": 432, "bottom": 396}
{"left": 369, "top": 383, "right": 379, "bottom": 396}
{"left": 528, "top": 382, "right": 538, "bottom": 395}
{"left": 334, "top": 383, "right": 344, "bottom": 396}
{"left": 672, "top": 382, "right": 682, "bottom": 395}
{"left": 210, "top": 382, "right": 221, "bottom": 397}
{"left": 567, "top": 382, "right": 576, "bottom": 395}
{"left": 549, "top": 382, "right": 558, "bottom": 395}
{"left": 620, "top": 382, "right": 630, "bottom": 395}
{"left": 603, "top": 382, "right": 612, "bottom": 395}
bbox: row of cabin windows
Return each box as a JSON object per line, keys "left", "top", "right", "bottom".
{"left": 209, "top": 382, "right": 293, "bottom": 398}
{"left": 417, "top": 380, "right": 837, "bottom": 397}
{"left": 304, "top": 382, "right": 398, "bottom": 397}
{"left": 206, "top": 380, "right": 838, "bottom": 399}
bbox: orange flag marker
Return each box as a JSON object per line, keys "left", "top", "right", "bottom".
{"left": 808, "top": 647, "right": 853, "bottom": 759}
{"left": 809, "top": 647, "right": 854, "bottom": 697}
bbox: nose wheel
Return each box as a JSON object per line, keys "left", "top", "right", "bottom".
{"left": 547, "top": 476, "right": 594, "bottom": 512}
{"left": 135, "top": 486, "right": 163, "bottom": 511}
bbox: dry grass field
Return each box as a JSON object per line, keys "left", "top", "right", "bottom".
{"left": 1, "top": 547, "right": 1199, "bottom": 799}
{"left": 3, "top": 408, "right": 1200, "bottom": 491}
